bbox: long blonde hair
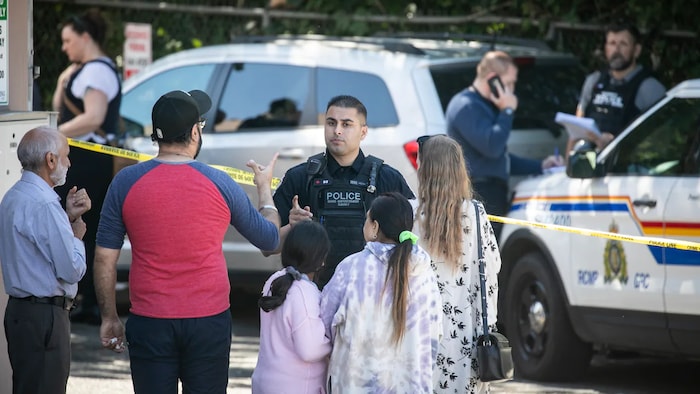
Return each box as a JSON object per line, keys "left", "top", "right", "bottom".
{"left": 416, "top": 135, "right": 473, "bottom": 267}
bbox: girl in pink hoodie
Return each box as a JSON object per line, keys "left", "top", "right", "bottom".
{"left": 252, "top": 221, "right": 332, "bottom": 394}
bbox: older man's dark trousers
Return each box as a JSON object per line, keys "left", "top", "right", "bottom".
{"left": 4, "top": 297, "right": 71, "bottom": 394}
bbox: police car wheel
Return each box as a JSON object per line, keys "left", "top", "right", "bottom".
{"left": 504, "top": 252, "right": 593, "bottom": 381}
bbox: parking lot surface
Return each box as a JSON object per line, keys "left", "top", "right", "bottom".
{"left": 67, "top": 292, "right": 699, "bottom": 394}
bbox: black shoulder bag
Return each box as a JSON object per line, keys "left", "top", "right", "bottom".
{"left": 473, "top": 200, "right": 514, "bottom": 382}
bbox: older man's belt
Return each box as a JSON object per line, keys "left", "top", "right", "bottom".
{"left": 10, "top": 295, "right": 75, "bottom": 311}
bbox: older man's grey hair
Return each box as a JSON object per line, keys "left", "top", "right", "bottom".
{"left": 18, "top": 126, "right": 64, "bottom": 172}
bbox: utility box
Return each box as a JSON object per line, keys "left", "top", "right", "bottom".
{"left": 0, "top": 1, "right": 42, "bottom": 392}
{"left": 0, "top": 112, "right": 57, "bottom": 393}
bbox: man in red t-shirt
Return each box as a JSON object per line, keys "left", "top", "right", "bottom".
{"left": 94, "top": 90, "right": 280, "bottom": 392}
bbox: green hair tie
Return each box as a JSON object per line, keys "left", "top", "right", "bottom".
{"left": 398, "top": 230, "right": 419, "bottom": 245}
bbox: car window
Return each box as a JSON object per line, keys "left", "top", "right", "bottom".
{"left": 121, "top": 64, "right": 215, "bottom": 135}
{"left": 316, "top": 68, "right": 398, "bottom": 127}
{"left": 608, "top": 98, "right": 700, "bottom": 176}
{"left": 515, "top": 61, "right": 583, "bottom": 130}
{"left": 215, "top": 63, "right": 312, "bottom": 132}
{"left": 429, "top": 60, "right": 584, "bottom": 133}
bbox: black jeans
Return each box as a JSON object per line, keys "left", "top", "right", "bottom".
{"left": 125, "top": 310, "right": 233, "bottom": 394}
{"left": 55, "top": 146, "right": 113, "bottom": 311}
{"left": 472, "top": 179, "right": 509, "bottom": 243}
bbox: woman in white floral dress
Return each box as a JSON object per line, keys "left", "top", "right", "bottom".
{"left": 321, "top": 192, "right": 442, "bottom": 393}
{"left": 413, "top": 135, "right": 502, "bottom": 394}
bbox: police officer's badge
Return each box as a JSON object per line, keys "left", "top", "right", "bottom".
{"left": 603, "top": 220, "right": 628, "bottom": 284}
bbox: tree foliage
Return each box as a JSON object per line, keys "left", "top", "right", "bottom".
{"left": 33, "top": 0, "right": 700, "bottom": 110}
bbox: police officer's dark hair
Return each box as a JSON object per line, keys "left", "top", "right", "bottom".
{"left": 368, "top": 192, "right": 414, "bottom": 345}
{"left": 62, "top": 8, "right": 109, "bottom": 51}
{"left": 326, "top": 95, "right": 368, "bottom": 122}
{"left": 258, "top": 221, "right": 331, "bottom": 312}
{"left": 606, "top": 20, "right": 642, "bottom": 45}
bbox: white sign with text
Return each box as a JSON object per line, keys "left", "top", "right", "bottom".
{"left": 0, "top": 0, "right": 9, "bottom": 105}
{"left": 123, "top": 23, "right": 151, "bottom": 80}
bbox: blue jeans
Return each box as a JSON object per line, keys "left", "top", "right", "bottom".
{"left": 125, "top": 310, "right": 232, "bottom": 394}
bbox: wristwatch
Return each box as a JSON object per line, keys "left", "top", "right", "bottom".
{"left": 502, "top": 107, "right": 514, "bottom": 116}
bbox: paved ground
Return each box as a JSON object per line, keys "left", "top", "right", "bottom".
{"left": 67, "top": 293, "right": 699, "bottom": 394}
{"left": 67, "top": 315, "right": 259, "bottom": 394}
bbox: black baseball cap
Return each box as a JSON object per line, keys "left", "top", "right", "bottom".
{"left": 151, "top": 90, "right": 212, "bottom": 141}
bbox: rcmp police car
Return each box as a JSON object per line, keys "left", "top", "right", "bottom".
{"left": 498, "top": 79, "right": 700, "bottom": 381}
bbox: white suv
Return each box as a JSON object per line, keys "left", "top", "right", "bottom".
{"left": 118, "top": 35, "right": 584, "bottom": 289}
{"left": 499, "top": 79, "right": 700, "bottom": 381}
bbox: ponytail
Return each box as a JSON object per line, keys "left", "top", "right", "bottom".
{"left": 258, "top": 221, "right": 330, "bottom": 312}
{"left": 385, "top": 238, "right": 414, "bottom": 345}
{"left": 258, "top": 266, "right": 303, "bottom": 312}
{"left": 369, "top": 191, "right": 418, "bottom": 346}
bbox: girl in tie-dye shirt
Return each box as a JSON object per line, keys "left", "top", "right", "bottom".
{"left": 321, "top": 192, "right": 442, "bottom": 393}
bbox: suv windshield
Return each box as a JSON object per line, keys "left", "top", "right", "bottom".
{"left": 429, "top": 59, "right": 584, "bottom": 134}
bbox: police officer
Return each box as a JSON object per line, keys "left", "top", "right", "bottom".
{"left": 270, "top": 95, "right": 414, "bottom": 289}
{"left": 572, "top": 21, "right": 665, "bottom": 150}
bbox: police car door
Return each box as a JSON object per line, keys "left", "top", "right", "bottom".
{"left": 570, "top": 98, "right": 687, "bottom": 352}
{"left": 661, "top": 108, "right": 700, "bottom": 356}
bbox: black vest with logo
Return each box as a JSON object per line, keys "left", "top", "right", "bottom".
{"left": 585, "top": 68, "right": 650, "bottom": 136}
{"left": 61, "top": 58, "right": 122, "bottom": 138}
{"left": 306, "top": 153, "right": 383, "bottom": 288}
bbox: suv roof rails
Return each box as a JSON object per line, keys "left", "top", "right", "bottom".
{"left": 372, "top": 32, "right": 552, "bottom": 51}
{"left": 229, "top": 34, "right": 426, "bottom": 55}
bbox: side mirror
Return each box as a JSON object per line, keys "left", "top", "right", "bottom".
{"left": 566, "top": 140, "right": 598, "bottom": 178}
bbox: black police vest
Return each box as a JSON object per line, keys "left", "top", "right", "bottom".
{"left": 306, "top": 153, "right": 383, "bottom": 288}
{"left": 60, "top": 58, "right": 122, "bottom": 138}
{"left": 585, "top": 68, "right": 650, "bottom": 136}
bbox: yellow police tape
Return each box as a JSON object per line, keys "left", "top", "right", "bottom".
{"left": 488, "top": 214, "right": 700, "bottom": 252}
{"left": 66, "top": 138, "right": 700, "bottom": 252}
{"left": 67, "top": 138, "right": 281, "bottom": 189}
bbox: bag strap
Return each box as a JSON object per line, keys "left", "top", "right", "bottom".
{"left": 473, "top": 200, "right": 490, "bottom": 338}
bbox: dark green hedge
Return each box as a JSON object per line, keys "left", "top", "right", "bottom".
{"left": 34, "top": 0, "right": 699, "bottom": 110}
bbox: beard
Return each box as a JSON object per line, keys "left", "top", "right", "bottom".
{"left": 50, "top": 160, "right": 68, "bottom": 187}
{"left": 608, "top": 52, "right": 634, "bottom": 71}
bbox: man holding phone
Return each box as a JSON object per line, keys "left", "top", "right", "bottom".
{"left": 445, "top": 50, "right": 562, "bottom": 241}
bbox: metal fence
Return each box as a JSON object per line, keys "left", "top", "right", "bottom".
{"left": 33, "top": 0, "right": 697, "bottom": 111}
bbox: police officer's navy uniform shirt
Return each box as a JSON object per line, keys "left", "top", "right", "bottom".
{"left": 273, "top": 149, "right": 415, "bottom": 226}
